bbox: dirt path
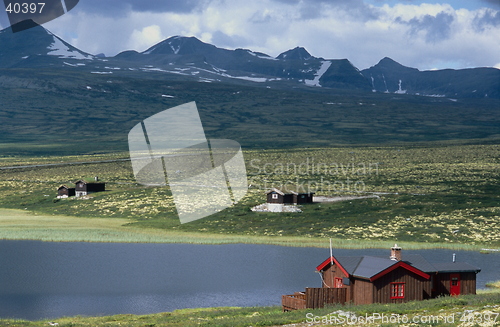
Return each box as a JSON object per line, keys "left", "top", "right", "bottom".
{"left": 313, "top": 195, "right": 380, "bottom": 202}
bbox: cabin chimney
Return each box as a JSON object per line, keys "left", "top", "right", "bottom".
{"left": 390, "top": 244, "right": 402, "bottom": 261}
{"left": 94, "top": 176, "right": 99, "bottom": 182}
{"left": 452, "top": 253, "right": 456, "bottom": 263}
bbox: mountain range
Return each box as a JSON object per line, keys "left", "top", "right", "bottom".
{"left": 0, "top": 20, "right": 499, "bottom": 98}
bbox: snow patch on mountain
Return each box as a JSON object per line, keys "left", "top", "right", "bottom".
{"left": 233, "top": 76, "right": 268, "bottom": 82}
{"left": 382, "top": 74, "right": 389, "bottom": 93}
{"left": 199, "top": 78, "right": 215, "bottom": 83}
{"left": 46, "top": 34, "right": 92, "bottom": 60}
{"left": 246, "top": 50, "right": 278, "bottom": 60}
{"left": 304, "top": 60, "right": 331, "bottom": 87}
{"left": 64, "top": 62, "right": 86, "bottom": 67}
{"left": 167, "top": 39, "right": 182, "bottom": 55}
{"left": 424, "top": 94, "right": 446, "bottom": 98}
{"left": 210, "top": 65, "right": 227, "bottom": 73}
{"left": 394, "top": 79, "right": 407, "bottom": 94}
{"left": 141, "top": 67, "right": 190, "bottom": 75}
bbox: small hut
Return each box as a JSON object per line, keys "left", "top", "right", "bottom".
{"left": 74, "top": 179, "right": 106, "bottom": 197}
{"left": 266, "top": 188, "right": 314, "bottom": 204}
{"left": 57, "top": 185, "right": 75, "bottom": 198}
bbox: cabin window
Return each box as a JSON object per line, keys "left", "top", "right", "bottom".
{"left": 271, "top": 193, "right": 278, "bottom": 199}
{"left": 390, "top": 282, "right": 405, "bottom": 299}
{"left": 334, "top": 277, "right": 343, "bottom": 288}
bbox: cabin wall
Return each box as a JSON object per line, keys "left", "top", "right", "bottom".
{"left": 267, "top": 192, "right": 284, "bottom": 203}
{"left": 58, "top": 188, "right": 69, "bottom": 197}
{"left": 75, "top": 183, "right": 105, "bottom": 197}
{"left": 86, "top": 183, "right": 105, "bottom": 193}
{"left": 372, "top": 267, "right": 430, "bottom": 304}
{"left": 58, "top": 187, "right": 75, "bottom": 198}
{"left": 283, "top": 194, "right": 294, "bottom": 204}
{"left": 75, "top": 182, "right": 85, "bottom": 191}
{"left": 295, "top": 193, "right": 314, "bottom": 204}
{"left": 322, "top": 264, "right": 348, "bottom": 287}
{"left": 352, "top": 279, "right": 373, "bottom": 305}
{"left": 461, "top": 273, "right": 477, "bottom": 295}
{"left": 434, "top": 272, "right": 477, "bottom": 296}
{"left": 321, "top": 264, "right": 351, "bottom": 302}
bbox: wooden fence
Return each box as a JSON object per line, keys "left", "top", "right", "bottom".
{"left": 281, "top": 292, "right": 306, "bottom": 311}
{"left": 282, "top": 288, "right": 347, "bottom": 311}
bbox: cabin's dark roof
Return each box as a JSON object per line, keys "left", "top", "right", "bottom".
{"left": 351, "top": 256, "right": 395, "bottom": 279}
{"left": 432, "top": 262, "right": 481, "bottom": 273}
{"left": 322, "top": 255, "right": 426, "bottom": 277}
{"left": 266, "top": 188, "right": 285, "bottom": 195}
{"left": 318, "top": 253, "right": 480, "bottom": 279}
{"left": 400, "top": 254, "right": 439, "bottom": 273}
{"left": 336, "top": 256, "right": 363, "bottom": 274}
{"left": 74, "top": 179, "right": 105, "bottom": 185}
{"left": 319, "top": 256, "right": 417, "bottom": 279}
{"left": 265, "top": 188, "right": 314, "bottom": 195}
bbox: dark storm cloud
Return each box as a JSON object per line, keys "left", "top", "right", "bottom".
{"left": 473, "top": 8, "right": 500, "bottom": 31}
{"left": 398, "top": 12, "right": 455, "bottom": 43}
{"left": 75, "top": 0, "right": 207, "bottom": 15}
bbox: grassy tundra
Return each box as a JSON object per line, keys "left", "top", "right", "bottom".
{"left": 0, "top": 144, "right": 498, "bottom": 248}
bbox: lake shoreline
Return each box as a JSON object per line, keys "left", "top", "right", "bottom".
{"left": 0, "top": 208, "right": 497, "bottom": 251}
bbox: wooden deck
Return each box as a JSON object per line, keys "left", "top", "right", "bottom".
{"left": 282, "top": 288, "right": 347, "bottom": 311}
{"left": 282, "top": 292, "right": 306, "bottom": 311}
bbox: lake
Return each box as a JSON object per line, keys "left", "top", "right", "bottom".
{"left": 0, "top": 240, "right": 498, "bottom": 320}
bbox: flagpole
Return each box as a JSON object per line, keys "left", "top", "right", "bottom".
{"left": 329, "top": 238, "right": 333, "bottom": 287}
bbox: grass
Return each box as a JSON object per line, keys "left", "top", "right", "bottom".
{"left": 0, "top": 208, "right": 485, "bottom": 250}
{"left": 1, "top": 285, "right": 499, "bottom": 326}
{"left": 486, "top": 281, "right": 500, "bottom": 289}
{"left": 0, "top": 143, "right": 499, "bottom": 248}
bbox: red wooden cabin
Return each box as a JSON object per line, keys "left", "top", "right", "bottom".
{"left": 282, "top": 244, "right": 480, "bottom": 310}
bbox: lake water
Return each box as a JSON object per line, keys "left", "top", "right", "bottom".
{"left": 0, "top": 240, "right": 498, "bottom": 320}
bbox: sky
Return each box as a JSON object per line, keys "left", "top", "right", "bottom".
{"left": 1, "top": 0, "right": 499, "bottom": 70}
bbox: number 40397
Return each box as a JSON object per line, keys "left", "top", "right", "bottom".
{"left": 5, "top": 2, "right": 46, "bottom": 14}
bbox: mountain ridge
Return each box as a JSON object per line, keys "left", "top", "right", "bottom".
{"left": 361, "top": 57, "right": 499, "bottom": 98}
{"left": 0, "top": 20, "right": 93, "bottom": 68}
{"left": 0, "top": 23, "right": 499, "bottom": 98}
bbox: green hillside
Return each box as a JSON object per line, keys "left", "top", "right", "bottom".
{"left": 0, "top": 68, "right": 499, "bottom": 156}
